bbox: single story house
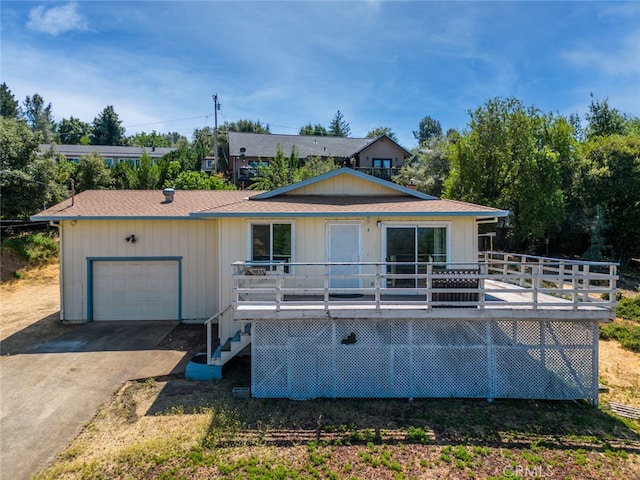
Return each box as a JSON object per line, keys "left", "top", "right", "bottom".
{"left": 39, "top": 144, "right": 176, "bottom": 167}
{"left": 31, "top": 168, "right": 617, "bottom": 402}
{"left": 228, "top": 132, "right": 411, "bottom": 186}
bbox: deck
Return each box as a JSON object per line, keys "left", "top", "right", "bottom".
{"left": 232, "top": 252, "right": 618, "bottom": 321}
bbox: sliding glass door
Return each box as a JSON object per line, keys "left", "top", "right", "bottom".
{"left": 384, "top": 225, "right": 448, "bottom": 288}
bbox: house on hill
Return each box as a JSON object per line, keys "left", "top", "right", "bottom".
{"left": 31, "top": 168, "right": 617, "bottom": 402}
{"left": 40, "top": 144, "right": 177, "bottom": 167}
{"left": 227, "top": 132, "right": 411, "bottom": 186}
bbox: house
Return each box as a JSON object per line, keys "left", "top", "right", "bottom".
{"left": 228, "top": 132, "right": 411, "bottom": 186}
{"left": 31, "top": 168, "right": 617, "bottom": 402}
{"left": 39, "top": 144, "right": 176, "bottom": 167}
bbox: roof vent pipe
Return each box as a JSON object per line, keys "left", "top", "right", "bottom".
{"left": 163, "top": 188, "right": 175, "bottom": 203}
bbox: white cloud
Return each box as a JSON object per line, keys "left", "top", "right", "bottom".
{"left": 561, "top": 32, "right": 640, "bottom": 77}
{"left": 27, "top": 2, "right": 88, "bottom": 36}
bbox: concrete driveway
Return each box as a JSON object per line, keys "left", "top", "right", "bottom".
{"left": 0, "top": 321, "right": 191, "bottom": 480}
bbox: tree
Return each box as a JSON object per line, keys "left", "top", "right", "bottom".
{"left": 111, "top": 161, "right": 137, "bottom": 189}
{"left": 23, "top": 94, "right": 56, "bottom": 143}
{"left": 135, "top": 151, "right": 159, "bottom": 189}
{"left": 1, "top": 83, "right": 20, "bottom": 119}
{"left": 299, "top": 123, "right": 328, "bottom": 136}
{"left": 0, "top": 117, "right": 41, "bottom": 218}
{"left": 444, "top": 97, "right": 567, "bottom": 252}
{"left": 298, "top": 156, "right": 339, "bottom": 181}
{"left": 127, "top": 130, "right": 170, "bottom": 148}
{"left": 394, "top": 143, "right": 450, "bottom": 197}
{"left": 250, "top": 145, "right": 300, "bottom": 190}
{"left": 578, "top": 134, "right": 640, "bottom": 265}
{"left": 585, "top": 95, "right": 626, "bottom": 139}
{"left": 58, "top": 116, "right": 92, "bottom": 144}
{"left": 366, "top": 127, "right": 398, "bottom": 143}
{"left": 170, "top": 170, "right": 235, "bottom": 190}
{"left": 413, "top": 116, "right": 442, "bottom": 147}
{"left": 91, "top": 105, "right": 125, "bottom": 145}
{"left": 75, "top": 153, "right": 113, "bottom": 190}
{"left": 225, "top": 119, "right": 270, "bottom": 134}
{"left": 328, "top": 110, "right": 350, "bottom": 137}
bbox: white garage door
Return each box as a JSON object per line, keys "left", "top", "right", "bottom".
{"left": 93, "top": 260, "right": 179, "bottom": 321}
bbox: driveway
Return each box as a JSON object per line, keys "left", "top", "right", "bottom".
{"left": 0, "top": 321, "right": 193, "bottom": 480}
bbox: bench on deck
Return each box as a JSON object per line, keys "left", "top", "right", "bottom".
{"left": 431, "top": 269, "right": 480, "bottom": 304}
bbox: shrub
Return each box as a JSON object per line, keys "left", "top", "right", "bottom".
{"left": 1, "top": 233, "right": 58, "bottom": 262}
{"left": 600, "top": 322, "right": 640, "bottom": 353}
{"left": 617, "top": 295, "right": 640, "bottom": 322}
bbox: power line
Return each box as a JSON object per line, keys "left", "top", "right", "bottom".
{"left": 123, "top": 114, "right": 211, "bottom": 129}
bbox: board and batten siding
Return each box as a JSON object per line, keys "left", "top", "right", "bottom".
{"left": 291, "top": 174, "right": 405, "bottom": 196}
{"left": 215, "top": 214, "right": 478, "bottom": 342}
{"left": 59, "top": 219, "right": 218, "bottom": 322}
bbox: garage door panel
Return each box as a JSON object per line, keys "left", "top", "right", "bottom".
{"left": 93, "top": 260, "right": 179, "bottom": 321}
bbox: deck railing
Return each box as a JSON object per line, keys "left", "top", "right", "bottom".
{"left": 232, "top": 252, "right": 617, "bottom": 317}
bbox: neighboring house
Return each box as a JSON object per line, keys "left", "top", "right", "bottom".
{"left": 39, "top": 144, "right": 176, "bottom": 167}
{"left": 31, "top": 168, "right": 617, "bottom": 402}
{"left": 228, "top": 132, "right": 411, "bottom": 186}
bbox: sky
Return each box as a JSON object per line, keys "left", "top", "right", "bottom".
{"left": 1, "top": 1, "right": 639, "bottom": 149}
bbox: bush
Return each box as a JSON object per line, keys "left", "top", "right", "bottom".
{"left": 600, "top": 322, "right": 640, "bottom": 353}
{"left": 2, "top": 233, "right": 58, "bottom": 262}
{"left": 617, "top": 295, "right": 640, "bottom": 322}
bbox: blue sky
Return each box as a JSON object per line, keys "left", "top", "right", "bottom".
{"left": 1, "top": 1, "right": 639, "bottom": 149}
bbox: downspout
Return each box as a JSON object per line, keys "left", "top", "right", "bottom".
{"left": 51, "top": 221, "right": 64, "bottom": 321}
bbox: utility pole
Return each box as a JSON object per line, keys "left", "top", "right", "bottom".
{"left": 212, "top": 94, "right": 220, "bottom": 173}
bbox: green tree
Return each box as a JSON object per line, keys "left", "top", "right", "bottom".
{"left": 127, "top": 130, "right": 170, "bottom": 148}
{"left": 579, "top": 134, "right": 640, "bottom": 265}
{"left": 298, "top": 156, "right": 339, "bottom": 181}
{"left": 328, "top": 110, "right": 350, "bottom": 137}
{"left": 111, "top": 161, "right": 137, "bottom": 189}
{"left": 157, "top": 158, "right": 183, "bottom": 188}
{"left": 170, "top": 171, "right": 235, "bottom": 190}
{"left": 366, "top": 127, "right": 398, "bottom": 143}
{"left": 586, "top": 95, "right": 627, "bottom": 139}
{"left": 250, "top": 145, "right": 300, "bottom": 190}
{"left": 162, "top": 131, "right": 188, "bottom": 147}
{"left": 58, "top": 116, "right": 92, "bottom": 144}
{"left": 413, "top": 116, "right": 442, "bottom": 147}
{"left": 444, "top": 97, "right": 567, "bottom": 252}
{"left": 225, "top": 119, "right": 270, "bottom": 134}
{"left": 1, "top": 83, "right": 20, "bottom": 119}
{"left": 23, "top": 94, "right": 56, "bottom": 143}
{"left": 394, "top": 142, "right": 450, "bottom": 197}
{"left": 135, "top": 151, "right": 159, "bottom": 189}
{"left": 91, "top": 105, "right": 125, "bottom": 145}
{"left": 299, "top": 123, "right": 328, "bottom": 136}
{"left": 0, "top": 117, "right": 41, "bottom": 218}
{"left": 75, "top": 153, "right": 113, "bottom": 190}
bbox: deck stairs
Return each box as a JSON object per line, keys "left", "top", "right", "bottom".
{"left": 211, "top": 322, "right": 251, "bottom": 366}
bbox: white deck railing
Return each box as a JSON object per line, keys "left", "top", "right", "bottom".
{"left": 231, "top": 252, "right": 618, "bottom": 318}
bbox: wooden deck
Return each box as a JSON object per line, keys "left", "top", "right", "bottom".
{"left": 232, "top": 253, "right": 618, "bottom": 322}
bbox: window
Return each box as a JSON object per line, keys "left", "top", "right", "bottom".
{"left": 384, "top": 224, "right": 448, "bottom": 288}
{"left": 372, "top": 158, "right": 392, "bottom": 179}
{"left": 249, "top": 223, "right": 293, "bottom": 271}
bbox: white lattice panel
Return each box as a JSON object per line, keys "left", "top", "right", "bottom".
{"left": 251, "top": 318, "right": 599, "bottom": 402}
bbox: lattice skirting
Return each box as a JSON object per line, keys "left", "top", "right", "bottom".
{"left": 251, "top": 318, "right": 599, "bottom": 402}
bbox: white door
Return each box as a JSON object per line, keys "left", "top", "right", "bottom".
{"left": 93, "top": 260, "right": 179, "bottom": 320}
{"left": 326, "top": 223, "right": 362, "bottom": 290}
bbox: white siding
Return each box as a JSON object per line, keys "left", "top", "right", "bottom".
{"left": 60, "top": 219, "right": 218, "bottom": 322}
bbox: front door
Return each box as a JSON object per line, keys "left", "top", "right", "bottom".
{"left": 326, "top": 222, "right": 362, "bottom": 290}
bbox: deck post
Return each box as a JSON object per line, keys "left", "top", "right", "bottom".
{"left": 374, "top": 264, "right": 381, "bottom": 310}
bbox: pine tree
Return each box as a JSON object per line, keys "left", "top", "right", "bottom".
{"left": 328, "top": 110, "right": 350, "bottom": 137}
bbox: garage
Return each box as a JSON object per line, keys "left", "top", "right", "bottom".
{"left": 91, "top": 259, "right": 180, "bottom": 321}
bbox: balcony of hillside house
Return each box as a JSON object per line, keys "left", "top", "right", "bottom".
{"left": 352, "top": 166, "right": 401, "bottom": 180}
{"left": 231, "top": 252, "right": 618, "bottom": 321}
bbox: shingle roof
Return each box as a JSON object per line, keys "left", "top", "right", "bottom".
{"left": 228, "top": 132, "right": 394, "bottom": 159}
{"left": 39, "top": 144, "right": 176, "bottom": 158}
{"left": 31, "top": 189, "right": 507, "bottom": 220}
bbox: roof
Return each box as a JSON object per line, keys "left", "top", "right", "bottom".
{"left": 228, "top": 132, "right": 409, "bottom": 159}
{"left": 39, "top": 144, "right": 176, "bottom": 158}
{"left": 31, "top": 168, "right": 507, "bottom": 221}
{"left": 31, "top": 191, "right": 507, "bottom": 221}
{"left": 253, "top": 167, "right": 437, "bottom": 200}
